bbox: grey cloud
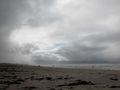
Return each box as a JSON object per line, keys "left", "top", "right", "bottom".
{"left": 25, "top": 0, "right": 61, "bottom": 27}
{"left": 56, "top": 42, "right": 106, "bottom": 63}
{"left": 0, "top": 0, "right": 31, "bottom": 63}
{"left": 51, "top": 0, "right": 120, "bottom": 64}
{"left": 83, "top": 31, "right": 120, "bottom": 45}
{"left": 28, "top": 0, "right": 120, "bottom": 64}
{"left": 0, "top": 0, "right": 120, "bottom": 64}
{"left": 0, "top": 0, "right": 56, "bottom": 64}
{"left": 57, "top": 30, "right": 120, "bottom": 64}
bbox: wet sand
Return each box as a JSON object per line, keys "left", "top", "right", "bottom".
{"left": 0, "top": 63, "right": 120, "bottom": 90}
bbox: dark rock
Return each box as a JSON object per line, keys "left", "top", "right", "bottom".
{"left": 50, "top": 88, "right": 56, "bottom": 90}
{"left": 57, "top": 77, "right": 63, "bottom": 80}
{"left": 57, "top": 79, "right": 95, "bottom": 87}
{"left": 35, "top": 77, "right": 44, "bottom": 81}
{"left": 58, "top": 89, "right": 62, "bottom": 90}
{"left": 68, "top": 87, "right": 73, "bottom": 89}
{"left": 46, "top": 77, "right": 52, "bottom": 80}
{"left": 110, "top": 77, "right": 118, "bottom": 81}
{"left": 24, "top": 86, "right": 37, "bottom": 90}
{"left": 110, "top": 86, "right": 120, "bottom": 88}
{"left": 17, "top": 78, "right": 25, "bottom": 82}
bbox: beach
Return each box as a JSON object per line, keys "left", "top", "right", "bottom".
{"left": 0, "top": 63, "right": 120, "bottom": 90}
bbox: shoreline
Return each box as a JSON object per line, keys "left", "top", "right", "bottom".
{"left": 1, "top": 63, "right": 120, "bottom": 70}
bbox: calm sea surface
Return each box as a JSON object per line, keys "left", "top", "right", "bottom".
{"left": 41, "top": 64, "right": 120, "bottom": 70}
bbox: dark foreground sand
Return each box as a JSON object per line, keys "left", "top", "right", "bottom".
{"left": 0, "top": 63, "right": 120, "bottom": 90}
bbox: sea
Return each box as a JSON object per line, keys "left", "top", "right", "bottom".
{"left": 41, "top": 64, "right": 120, "bottom": 70}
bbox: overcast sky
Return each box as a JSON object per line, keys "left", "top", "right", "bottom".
{"left": 0, "top": 0, "right": 120, "bottom": 65}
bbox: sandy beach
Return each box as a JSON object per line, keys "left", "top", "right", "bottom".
{"left": 0, "top": 63, "right": 120, "bottom": 90}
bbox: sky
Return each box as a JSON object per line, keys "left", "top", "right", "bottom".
{"left": 0, "top": 0, "right": 120, "bottom": 65}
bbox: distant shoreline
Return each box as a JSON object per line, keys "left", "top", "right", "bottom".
{"left": 1, "top": 63, "right": 120, "bottom": 70}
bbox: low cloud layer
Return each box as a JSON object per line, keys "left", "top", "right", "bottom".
{"left": 0, "top": 0, "right": 120, "bottom": 65}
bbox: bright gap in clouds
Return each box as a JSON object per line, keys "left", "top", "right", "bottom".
{"left": 10, "top": 26, "right": 68, "bottom": 61}
{"left": 10, "top": 26, "right": 52, "bottom": 46}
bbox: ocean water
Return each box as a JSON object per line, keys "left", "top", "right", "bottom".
{"left": 42, "top": 64, "right": 120, "bottom": 70}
